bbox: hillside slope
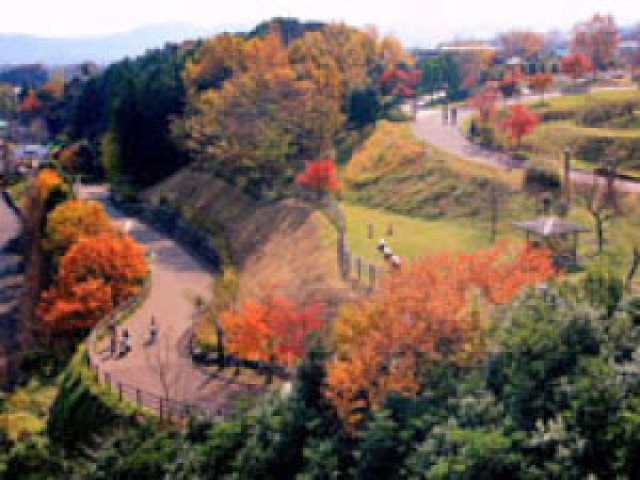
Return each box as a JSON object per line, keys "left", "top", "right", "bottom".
{"left": 343, "top": 121, "right": 528, "bottom": 220}
{"left": 143, "top": 169, "right": 350, "bottom": 308}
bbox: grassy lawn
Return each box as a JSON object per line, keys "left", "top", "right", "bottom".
{"left": 528, "top": 89, "right": 640, "bottom": 117}
{"left": 341, "top": 202, "right": 517, "bottom": 264}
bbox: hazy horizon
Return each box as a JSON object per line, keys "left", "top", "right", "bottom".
{"left": 3, "top": 0, "right": 640, "bottom": 48}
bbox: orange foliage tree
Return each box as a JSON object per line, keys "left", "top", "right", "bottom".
{"left": 44, "top": 200, "right": 113, "bottom": 257}
{"left": 38, "top": 233, "right": 147, "bottom": 332}
{"left": 295, "top": 158, "right": 340, "bottom": 197}
{"left": 325, "top": 243, "right": 556, "bottom": 429}
{"left": 498, "top": 104, "right": 539, "bottom": 147}
{"left": 18, "top": 89, "right": 42, "bottom": 114}
{"left": 221, "top": 291, "right": 324, "bottom": 379}
{"left": 527, "top": 72, "right": 554, "bottom": 100}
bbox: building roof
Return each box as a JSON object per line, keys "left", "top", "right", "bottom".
{"left": 512, "top": 216, "right": 590, "bottom": 237}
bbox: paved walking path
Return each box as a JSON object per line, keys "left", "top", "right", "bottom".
{"left": 82, "top": 185, "right": 263, "bottom": 415}
{"left": 0, "top": 192, "right": 23, "bottom": 383}
{"left": 411, "top": 98, "right": 640, "bottom": 194}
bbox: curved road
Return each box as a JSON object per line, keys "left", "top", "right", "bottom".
{"left": 411, "top": 103, "right": 640, "bottom": 194}
{"left": 82, "top": 185, "right": 263, "bottom": 415}
{"left": 0, "top": 192, "right": 22, "bottom": 383}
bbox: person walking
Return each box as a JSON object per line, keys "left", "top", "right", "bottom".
{"left": 120, "top": 328, "right": 130, "bottom": 357}
{"left": 442, "top": 103, "right": 449, "bottom": 125}
{"left": 451, "top": 107, "right": 458, "bottom": 126}
{"left": 149, "top": 316, "right": 158, "bottom": 345}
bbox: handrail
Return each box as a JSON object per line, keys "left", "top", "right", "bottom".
{"left": 86, "top": 274, "right": 152, "bottom": 358}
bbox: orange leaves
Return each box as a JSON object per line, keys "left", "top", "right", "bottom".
{"left": 221, "top": 292, "right": 324, "bottom": 369}
{"left": 295, "top": 158, "right": 340, "bottom": 195}
{"left": 18, "top": 89, "right": 41, "bottom": 113}
{"left": 497, "top": 104, "right": 539, "bottom": 146}
{"left": 38, "top": 233, "right": 147, "bottom": 332}
{"left": 325, "top": 242, "right": 556, "bottom": 429}
{"left": 527, "top": 73, "right": 554, "bottom": 95}
{"left": 34, "top": 168, "right": 63, "bottom": 203}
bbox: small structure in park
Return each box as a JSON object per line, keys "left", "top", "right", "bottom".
{"left": 512, "top": 216, "right": 590, "bottom": 268}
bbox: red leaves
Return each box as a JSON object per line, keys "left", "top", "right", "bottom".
{"left": 498, "top": 104, "right": 539, "bottom": 146}
{"left": 380, "top": 66, "right": 420, "bottom": 98}
{"left": 222, "top": 292, "right": 324, "bottom": 369}
{"left": 295, "top": 157, "right": 340, "bottom": 194}
{"left": 560, "top": 53, "right": 593, "bottom": 80}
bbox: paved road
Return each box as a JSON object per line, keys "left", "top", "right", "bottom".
{"left": 82, "top": 185, "right": 263, "bottom": 414}
{"left": 0, "top": 192, "right": 23, "bottom": 383}
{"left": 411, "top": 100, "right": 640, "bottom": 194}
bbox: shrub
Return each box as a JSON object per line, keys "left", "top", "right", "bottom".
{"left": 523, "top": 164, "right": 561, "bottom": 193}
{"left": 576, "top": 100, "right": 637, "bottom": 127}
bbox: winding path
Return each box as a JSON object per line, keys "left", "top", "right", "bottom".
{"left": 82, "top": 185, "right": 263, "bottom": 415}
{"left": 0, "top": 192, "right": 22, "bottom": 383}
{"left": 411, "top": 100, "right": 640, "bottom": 194}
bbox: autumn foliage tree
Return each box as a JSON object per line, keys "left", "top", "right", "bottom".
{"left": 221, "top": 290, "right": 324, "bottom": 381}
{"left": 38, "top": 233, "right": 147, "bottom": 332}
{"left": 527, "top": 72, "right": 554, "bottom": 100}
{"left": 295, "top": 158, "right": 340, "bottom": 198}
{"left": 497, "top": 30, "right": 544, "bottom": 61}
{"left": 497, "top": 104, "right": 539, "bottom": 147}
{"left": 571, "top": 14, "right": 619, "bottom": 72}
{"left": 560, "top": 53, "right": 594, "bottom": 81}
{"left": 44, "top": 200, "right": 113, "bottom": 258}
{"left": 325, "top": 243, "right": 556, "bottom": 429}
{"left": 468, "top": 83, "right": 501, "bottom": 122}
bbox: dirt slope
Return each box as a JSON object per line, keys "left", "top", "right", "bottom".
{"left": 143, "top": 168, "right": 350, "bottom": 308}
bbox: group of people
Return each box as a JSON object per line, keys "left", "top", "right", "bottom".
{"left": 377, "top": 238, "right": 402, "bottom": 270}
{"left": 108, "top": 316, "right": 159, "bottom": 358}
{"left": 442, "top": 104, "right": 458, "bottom": 126}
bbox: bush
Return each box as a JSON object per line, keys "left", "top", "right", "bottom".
{"left": 523, "top": 164, "right": 561, "bottom": 193}
{"left": 576, "top": 100, "right": 637, "bottom": 127}
{"left": 582, "top": 266, "right": 624, "bottom": 317}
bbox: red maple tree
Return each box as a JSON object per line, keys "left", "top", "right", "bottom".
{"left": 498, "top": 104, "right": 539, "bottom": 146}
{"left": 221, "top": 291, "right": 324, "bottom": 377}
{"left": 560, "top": 53, "right": 593, "bottom": 81}
{"left": 295, "top": 158, "right": 340, "bottom": 196}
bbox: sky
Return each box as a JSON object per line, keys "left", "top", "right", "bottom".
{"left": 2, "top": 0, "right": 640, "bottom": 47}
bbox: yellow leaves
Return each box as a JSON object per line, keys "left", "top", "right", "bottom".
{"left": 45, "top": 200, "right": 113, "bottom": 257}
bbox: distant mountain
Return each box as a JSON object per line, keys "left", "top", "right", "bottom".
{"left": 0, "top": 23, "right": 237, "bottom": 66}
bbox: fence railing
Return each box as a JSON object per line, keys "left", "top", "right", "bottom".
{"left": 337, "top": 231, "right": 380, "bottom": 293}
{"left": 85, "top": 355, "right": 226, "bottom": 421}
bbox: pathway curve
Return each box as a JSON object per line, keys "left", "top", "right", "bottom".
{"left": 411, "top": 99, "right": 640, "bottom": 194}
{"left": 82, "top": 185, "right": 262, "bottom": 415}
